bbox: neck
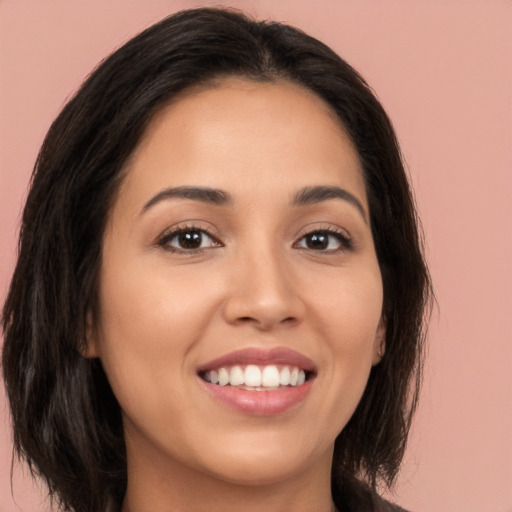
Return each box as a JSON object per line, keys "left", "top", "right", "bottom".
{"left": 121, "top": 439, "right": 336, "bottom": 512}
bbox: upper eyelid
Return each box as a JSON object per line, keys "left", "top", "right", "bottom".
{"left": 158, "top": 221, "right": 221, "bottom": 239}
{"left": 294, "top": 223, "right": 351, "bottom": 240}
{"left": 163, "top": 227, "right": 218, "bottom": 241}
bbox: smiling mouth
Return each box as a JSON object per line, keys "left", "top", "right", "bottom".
{"left": 199, "top": 364, "right": 313, "bottom": 391}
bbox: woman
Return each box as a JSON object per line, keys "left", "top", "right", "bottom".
{"left": 1, "top": 8, "right": 431, "bottom": 512}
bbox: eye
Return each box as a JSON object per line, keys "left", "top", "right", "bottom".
{"left": 295, "top": 229, "right": 352, "bottom": 252}
{"left": 158, "top": 226, "right": 221, "bottom": 253}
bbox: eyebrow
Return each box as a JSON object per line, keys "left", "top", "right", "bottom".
{"left": 293, "top": 185, "right": 367, "bottom": 222}
{"left": 140, "top": 186, "right": 233, "bottom": 214}
{"left": 140, "top": 184, "right": 367, "bottom": 221}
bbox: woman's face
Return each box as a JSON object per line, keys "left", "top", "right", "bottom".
{"left": 87, "top": 78, "right": 384, "bottom": 487}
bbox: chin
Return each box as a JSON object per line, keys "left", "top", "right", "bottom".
{"left": 207, "top": 457, "right": 309, "bottom": 487}
{"left": 194, "top": 432, "right": 328, "bottom": 487}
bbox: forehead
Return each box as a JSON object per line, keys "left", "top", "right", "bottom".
{"left": 118, "top": 77, "right": 367, "bottom": 212}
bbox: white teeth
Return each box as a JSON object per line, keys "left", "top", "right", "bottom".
{"left": 262, "top": 365, "right": 280, "bottom": 387}
{"left": 202, "top": 364, "right": 309, "bottom": 389}
{"left": 279, "top": 366, "right": 291, "bottom": 385}
{"left": 290, "top": 367, "right": 299, "bottom": 386}
{"left": 229, "top": 366, "right": 244, "bottom": 386}
{"left": 244, "top": 365, "right": 261, "bottom": 387}
{"left": 218, "top": 368, "right": 229, "bottom": 386}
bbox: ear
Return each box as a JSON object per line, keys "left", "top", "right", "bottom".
{"left": 82, "top": 309, "right": 100, "bottom": 358}
{"left": 371, "top": 318, "right": 386, "bottom": 366}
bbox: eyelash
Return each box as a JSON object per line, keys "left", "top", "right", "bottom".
{"left": 157, "top": 224, "right": 352, "bottom": 254}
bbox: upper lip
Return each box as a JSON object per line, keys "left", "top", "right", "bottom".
{"left": 197, "top": 347, "right": 317, "bottom": 373}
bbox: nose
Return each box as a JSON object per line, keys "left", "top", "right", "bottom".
{"left": 222, "top": 245, "right": 305, "bottom": 331}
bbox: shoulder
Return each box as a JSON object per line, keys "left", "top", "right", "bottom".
{"left": 372, "top": 493, "right": 411, "bottom": 512}
{"left": 332, "top": 474, "right": 410, "bottom": 512}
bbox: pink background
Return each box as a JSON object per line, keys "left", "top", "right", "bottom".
{"left": 1, "top": 1, "right": 511, "bottom": 511}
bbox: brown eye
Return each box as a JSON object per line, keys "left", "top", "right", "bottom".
{"left": 304, "top": 232, "right": 330, "bottom": 250}
{"left": 159, "top": 228, "right": 220, "bottom": 252}
{"left": 296, "top": 230, "right": 351, "bottom": 252}
{"left": 176, "top": 230, "right": 203, "bottom": 249}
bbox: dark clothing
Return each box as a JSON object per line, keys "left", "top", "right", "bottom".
{"left": 332, "top": 474, "right": 410, "bottom": 512}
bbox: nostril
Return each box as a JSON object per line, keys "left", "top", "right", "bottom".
{"left": 222, "top": 285, "right": 305, "bottom": 329}
{"left": 235, "top": 315, "right": 298, "bottom": 329}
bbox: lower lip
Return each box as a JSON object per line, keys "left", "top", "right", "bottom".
{"left": 199, "top": 378, "right": 313, "bottom": 416}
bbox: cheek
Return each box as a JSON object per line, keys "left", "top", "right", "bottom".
{"left": 308, "top": 262, "right": 383, "bottom": 344}
{"left": 93, "top": 259, "right": 217, "bottom": 409}
{"left": 303, "top": 263, "right": 383, "bottom": 411}
{"left": 97, "top": 254, "right": 216, "bottom": 348}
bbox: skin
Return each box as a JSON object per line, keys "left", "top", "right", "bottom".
{"left": 86, "top": 78, "right": 385, "bottom": 512}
